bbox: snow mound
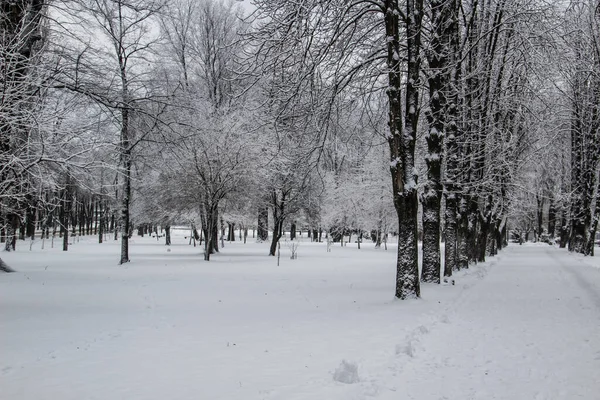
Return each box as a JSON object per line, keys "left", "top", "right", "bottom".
{"left": 333, "top": 360, "right": 360, "bottom": 384}
{"left": 396, "top": 340, "right": 417, "bottom": 357}
{"left": 0, "top": 259, "right": 14, "bottom": 273}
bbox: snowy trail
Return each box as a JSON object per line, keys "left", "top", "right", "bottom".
{"left": 373, "top": 245, "right": 600, "bottom": 400}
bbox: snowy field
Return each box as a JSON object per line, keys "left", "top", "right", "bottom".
{"left": 1, "top": 233, "right": 600, "bottom": 400}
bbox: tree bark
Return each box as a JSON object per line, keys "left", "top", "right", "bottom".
{"left": 385, "top": 0, "right": 423, "bottom": 299}
{"left": 119, "top": 140, "right": 132, "bottom": 264}
{"left": 548, "top": 196, "right": 556, "bottom": 238}
{"left": 258, "top": 206, "right": 268, "bottom": 241}
{"left": 227, "top": 222, "right": 235, "bottom": 241}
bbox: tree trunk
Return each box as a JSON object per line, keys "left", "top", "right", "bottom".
{"left": 548, "top": 196, "right": 556, "bottom": 238}
{"left": 268, "top": 191, "right": 286, "bottom": 256}
{"left": 269, "top": 219, "right": 283, "bottom": 256}
{"left": 119, "top": 145, "right": 132, "bottom": 264}
{"left": 201, "top": 205, "right": 219, "bottom": 260}
{"left": 258, "top": 206, "right": 268, "bottom": 241}
{"left": 422, "top": 193, "right": 441, "bottom": 284}
{"left": 384, "top": 0, "right": 422, "bottom": 299}
{"left": 559, "top": 209, "right": 569, "bottom": 248}
{"left": 4, "top": 214, "right": 17, "bottom": 252}
{"left": 457, "top": 197, "right": 469, "bottom": 270}
{"left": 536, "top": 194, "right": 544, "bottom": 237}
{"left": 99, "top": 205, "right": 104, "bottom": 244}
{"left": 422, "top": 0, "right": 454, "bottom": 284}
{"left": 227, "top": 222, "right": 235, "bottom": 241}
{"left": 25, "top": 200, "right": 36, "bottom": 239}
{"left": 61, "top": 176, "right": 71, "bottom": 252}
{"left": 165, "top": 225, "right": 171, "bottom": 246}
{"left": 467, "top": 197, "right": 479, "bottom": 264}
{"left": 213, "top": 211, "right": 220, "bottom": 253}
{"left": 444, "top": 195, "right": 458, "bottom": 277}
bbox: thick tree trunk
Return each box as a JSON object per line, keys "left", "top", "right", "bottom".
{"left": 384, "top": 0, "right": 422, "bottom": 299}
{"left": 290, "top": 222, "right": 296, "bottom": 240}
{"left": 443, "top": 0, "right": 461, "bottom": 276}
{"left": 202, "top": 205, "right": 219, "bottom": 260}
{"left": 119, "top": 146, "right": 132, "bottom": 264}
{"left": 203, "top": 225, "right": 212, "bottom": 261}
{"left": 395, "top": 194, "right": 420, "bottom": 299}
{"left": 422, "top": 0, "right": 454, "bottom": 284}
{"left": 444, "top": 195, "right": 458, "bottom": 277}
{"left": 227, "top": 222, "right": 235, "bottom": 241}
{"left": 422, "top": 208, "right": 441, "bottom": 283}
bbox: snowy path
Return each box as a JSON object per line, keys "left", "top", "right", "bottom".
{"left": 372, "top": 245, "right": 600, "bottom": 400}
{"left": 1, "top": 239, "right": 599, "bottom": 400}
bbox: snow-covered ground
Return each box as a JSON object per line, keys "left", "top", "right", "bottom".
{"left": 1, "top": 233, "right": 599, "bottom": 400}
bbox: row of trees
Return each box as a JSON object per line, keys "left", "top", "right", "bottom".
{"left": 1, "top": 0, "right": 599, "bottom": 299}
{"left": 508, "top": 0, "right": 599, "bottom": 257}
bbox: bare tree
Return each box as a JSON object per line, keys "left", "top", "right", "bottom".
{"left": 54, "top": 0, "right": 165, "bottom": 264}
{"left": 249, "top": 0, "right": 424, "bottom": 298}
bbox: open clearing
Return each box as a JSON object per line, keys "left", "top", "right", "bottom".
{"left": 1, "top": 233, "right": 599, "bottom": 400}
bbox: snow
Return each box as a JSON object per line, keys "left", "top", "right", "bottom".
{"left": 1, "top": 234, "right": 600, "bottom": 400}
{"left": 333, "top": 360, "right": 360, "bottom": 384}
{"left": 571, "top": 250, "right": 600, "bottom": 269}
